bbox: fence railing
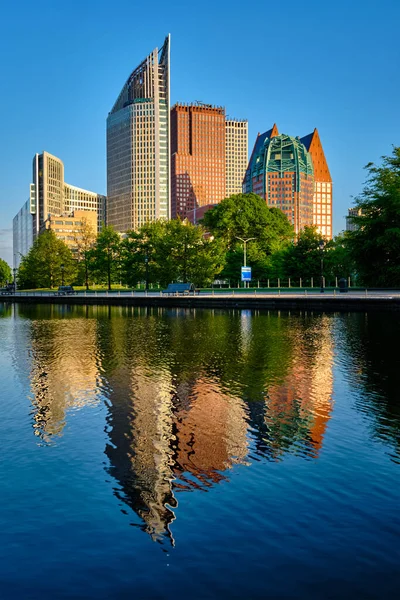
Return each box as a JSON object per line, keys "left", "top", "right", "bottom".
{"left": 210, "top": 277, "right": 353, "bottom": 289}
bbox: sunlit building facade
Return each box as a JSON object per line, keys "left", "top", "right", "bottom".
{"left": 106, "top": 35, "right": 170, "bottom": 232}
{"left": 171, "top": 103, "right": 226, "bottom": 220}
{"left": 225, "top": 119, "right": 248, "bottom": 197}
{"left": 244, "top": 124, "right": 332, "bottom": 237}
{"left": 300, "top": 128, "right": 333, "bottom": 239}
{"left": 244, "top": 126, "right": 314, "bottom": 234}
{"left": 346, "top": 207, "right": 362, "bottom": 231}
{"left": 13, "top": 151, "right": 105, "bottom": 268}
{"left": 43, "top": 210, "right": 98, "bottom": 255}
{"left": 171, "top": 106, "right": 248, "bottom": 220}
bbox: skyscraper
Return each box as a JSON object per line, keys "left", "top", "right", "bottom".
{"left": 171, "top": 103, "right": 226, "bottom": 220}
{"left": 300, "top": 129, "right": 333, "bottom": 239}
{"left": 106, "top": 35, "right": 170, "bottom": 232}
{"left": 13, "top": 151, "right": 105, "bottom": 268}
{"left": 244, "top": 125, "right": 333, "bottom": 237}
{"left": 31, "top": 152, "right": 105, "bottom": 237}
{"left": 244, "top": 126, "right": 314, "bottom": 234}
{"left": 225, "top": 119, "right": 248, "bottom": 197}
{"left": 346, "top": 207, "right": 362, "bottom": 231}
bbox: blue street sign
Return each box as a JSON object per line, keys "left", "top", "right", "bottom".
{"left": 241, "top": 266, "right": 251, "bottom": 282}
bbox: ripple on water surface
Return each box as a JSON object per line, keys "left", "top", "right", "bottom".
{"left": 0, "top": 304, "right": 399, "bottom": 598}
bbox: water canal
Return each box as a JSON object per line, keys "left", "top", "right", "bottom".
{"left": 0, "top": 303, "right": 399, "bottom": 598}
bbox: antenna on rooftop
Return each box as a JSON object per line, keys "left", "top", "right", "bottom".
{"left": 195, "top": 100, "right": 213, "bottom": 107}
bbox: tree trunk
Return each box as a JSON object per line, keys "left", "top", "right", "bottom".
{"left": 85, "top": 260, "right": 89, "bottom": 291}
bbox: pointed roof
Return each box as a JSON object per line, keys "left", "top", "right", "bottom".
{"left": 301, "top": 128, "right": 331, "bottom": 182}
{"left": 109, "top": 35, "right": 170, "bottom": 115}
{"left": 300, "top": 131, "right": 314, "bottom": 150}
{"left": 269, "top": 123, "right": 279, "bottom": 139}
{"left": 249, "top": 124, "right": 279, "bottom": 166}
{"left": 243, "top": 124, "right": 279, "bottom": 186}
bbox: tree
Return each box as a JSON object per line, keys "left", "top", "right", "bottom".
{"left": 282, "top": 226, "right": 325, "bottom": 281}
{"left": 202, "top": 193, "right": 293, "bottom": 281}
{"left": 74, "top": 217, "right": 96, "bottom": 290}
{"left": 122, "top": 221, "right": 166, "bottom": 288}
{"left": 90, "top": 226, "right": 121, "bottom": 290}
{"left": 161, "top": 219, "right": 225, "bottom": 287}
{"left": 346, "top": 147, "right": 400, "bottom": 286}
{"left": 0, "top": 258, "right": 12, "bottom": 287}
{"left": 282, "top": 227, "right": 355, "bottom": 285}
{"left": 122, "top": 219, "right": 225, "bottom": 288}
{"left": 324, "top": 233, "right": 355, "bottom": 283}
{"left": 17, "top": 230, "right": 76, "bottom": 289}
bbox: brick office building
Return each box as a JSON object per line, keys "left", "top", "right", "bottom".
{"left": 171, "top": 103, "right": 226, "bottom": 220}
{"left": 244, "top": 124, "right": 332, "bottom": 238}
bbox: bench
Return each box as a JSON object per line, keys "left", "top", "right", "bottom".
{"left": 56, "top": 285, "right": 75, "bottom": 296}
{"left": 162, "top": 283, "right": 195, "bottom": 296}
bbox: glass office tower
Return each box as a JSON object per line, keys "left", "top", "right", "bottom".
{"left": 107, "top": 35, "right": 170, "bottom": 232}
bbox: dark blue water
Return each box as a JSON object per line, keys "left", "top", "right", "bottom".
{"left": 0, "top": 303, "right": 399, "bottom": 599}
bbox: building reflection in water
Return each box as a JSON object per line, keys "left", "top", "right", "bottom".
{"left": 23, "top": 306, "right": 100, "bottom": 440}
{"left": 19, "top": 305, "right": 334, "bottom": 543}
{"left": 98, "top": 309, "right": 334, "bottom": 544}
{"left": 260, "top": 316, "right": 334, "bottom": 459}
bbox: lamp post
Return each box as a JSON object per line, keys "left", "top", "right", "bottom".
{"left": 145, "top": 251, "right": 149, "bottom": 292}
{"left": 61, "top": 263, "right": 65, "bottom": 286}
{"left": 236, "top": 236, "right": 256, "bottom": 288}
{"left": 319, "top": 240, "right": 325, "bottom": 293}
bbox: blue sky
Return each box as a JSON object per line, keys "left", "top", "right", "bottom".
{"left": 1, "top": 0, "right": 399, "bottom": 265}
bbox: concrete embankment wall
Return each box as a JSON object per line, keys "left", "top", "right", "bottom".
{"left": 3, "top": 294, "right": 400, "bottom": 312}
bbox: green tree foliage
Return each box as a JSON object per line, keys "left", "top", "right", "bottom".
{"left": 90, "top": 226, "right": 121, "bottom": 290}
{"left": 202, "top": 193, "right": 293, "bottom": 280}
{"left": 282, "top": 227, "right": 355, "bottom": 284}
{"left": 324, "top": 233, "right": 355, "bottom": 282}
{"left": 73, "top": 217, "right": 97, "bottom": 290}
{"left": 122, "top": 219, "right": 225, "bottom": 288}
{"left": 122, "top": 221, "right": 165, "bottom": 288}
{"left": 0, "top": 258, "right": 12, "bottom": 286}
{"left": 346, "top": 147, "right": 400, "bottom": 286}
{"left": 162, "top": 219, "right": 225, "bottom": 287}
{"left": 282, "top": 226, "right": 325, "bottom": 280}
{"left": 17, "top": 230, "right": 76, "bottom": 289}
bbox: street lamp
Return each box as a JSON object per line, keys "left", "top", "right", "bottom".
{"left": 319, "top": 240, "right": 325, "bottom": 293}
{"left": 145, "top": 251, "right": 149, "bottom": 292}
{"left": 236, "top": 236, "right": 256, "bottom": 288}
{"left": 61, "top": 263, "right": 65, "bottom": 286}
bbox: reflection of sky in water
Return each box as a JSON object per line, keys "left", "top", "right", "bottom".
{"left": 240, "top": 309, "right": 252, "bottom": 352}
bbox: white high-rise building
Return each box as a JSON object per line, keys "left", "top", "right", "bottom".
{"left": 106, "top": 35, "right": 170, "bottom": 232}
{"left": 13, "top": 151, "right": 105, "bottom": 268}
{"left": 225, "top": 119, "right": 248, "bottom": 197}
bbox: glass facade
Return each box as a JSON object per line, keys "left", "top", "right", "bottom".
{"left": 106, "top": 35, "right": 170, "bottom": 232}
{"left": 13, "top": 199, "right": 33, "bottom": 269}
